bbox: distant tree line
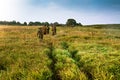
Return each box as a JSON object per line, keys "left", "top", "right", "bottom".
{"left": 0, "top": 18, "right": 82, "bottom": 27}
{"left": 0, "top": 21, "right": 27, "bottom": 26}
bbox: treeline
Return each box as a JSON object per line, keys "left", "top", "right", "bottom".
{"left": 0, "top": 21, "right": 27, "bottom": 26}
{"left": 0, "top": 21, "right": 64, "bottom": 26}
{"left": 28, "top": 22, "right": 65, "bottom": 26}
{"left": 0, "top": 19, "right": 82, "bottom": 27}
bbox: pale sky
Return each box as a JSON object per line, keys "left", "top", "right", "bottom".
{"left": 0, "top": 0, "right": 120, "bottom": 25}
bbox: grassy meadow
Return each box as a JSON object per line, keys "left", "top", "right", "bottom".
{"left": 0, "top": 25, "right": 120, "bottom": 80}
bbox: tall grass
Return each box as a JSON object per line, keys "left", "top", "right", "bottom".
{"left": 0, "top": 25, "right": 120, "bottom": 80}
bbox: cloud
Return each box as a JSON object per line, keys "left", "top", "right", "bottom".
{"left": 0, "top": 0, "right": 120, "bottom": 24}
{"left": 28, "top": 0, "right": 120, "bottom": 11}
{"left": 0, "top": 0, "right": 28, "bottom": 21}
{"left": 0, "top": 0, "right": 16, "bottom": 19}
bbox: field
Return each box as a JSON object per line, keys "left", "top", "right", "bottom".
{"left": 0, "top": 25, "right": 120, "bottom": 80}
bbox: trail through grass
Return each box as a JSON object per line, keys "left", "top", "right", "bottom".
{"left": 0, "top": 25, "right": 120, "bottom": 80}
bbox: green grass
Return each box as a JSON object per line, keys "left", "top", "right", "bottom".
{"left": 0, "top": 25, "right": 120, "bottom": 80}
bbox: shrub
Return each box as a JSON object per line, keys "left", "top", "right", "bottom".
{"left": 60, "top": 41, "right": 69, "bottom": 49}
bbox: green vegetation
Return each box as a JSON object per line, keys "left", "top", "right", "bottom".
{"left": 0, "top": 18, "right": 82, "bottom": 27}
{"left": 66, "top": 18, "right": 82, "bottom": 27}
{"left": 0, "top": 25, "right": 120, "bottom": 80}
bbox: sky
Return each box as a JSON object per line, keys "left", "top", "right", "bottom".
{"left": 0, "top": 0, "right": 120, "bottom": 25}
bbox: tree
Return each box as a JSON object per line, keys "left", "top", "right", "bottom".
{"left": 23, "top": 22, "right": 27, "bottom": 26}
{"left": 34, "top": 22, "right": 41, "bottom": 26}
{"left": 44, "top": 22, "right": 49, "bottom": 26}
{"left": 16, "top": 21, "right": 21, "bottom": 25}
{"left": 54, "top": 22, "right": 60, "bottom": 26}
{"left": 76, "top": 22, "right": 82, "bottom": 26}
{"left": 66, "top": 19, "right": 77, "bottom": 27}
{"left": 11, "top": 20, "right": 17, "bottom": 25}
{"left": 28, "top": 22, "right": 34, "bottom": 26}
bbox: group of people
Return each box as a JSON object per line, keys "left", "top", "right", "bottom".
{"left": 37, "top": 24, "right": 56, "bottom": 40}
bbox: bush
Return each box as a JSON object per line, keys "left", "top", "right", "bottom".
{"left": 60, "top": 41, "right": 69, "bottom": 49}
